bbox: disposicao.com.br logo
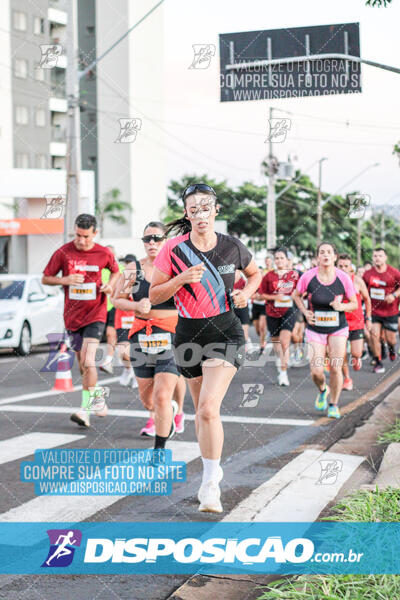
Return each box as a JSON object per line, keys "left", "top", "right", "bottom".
{"left": 83, "top": 535, "right": 314, "bottom": 564}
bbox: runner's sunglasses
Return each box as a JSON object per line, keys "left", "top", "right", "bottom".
{"left": 141, "top": 234, "right": 165, "bottom": 243}
{"left": 182, "top": 184, "right": 216, "bottom": 201}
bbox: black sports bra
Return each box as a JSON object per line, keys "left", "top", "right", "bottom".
{"left": 132, "top": 260, "right": 175, "bottom": 310}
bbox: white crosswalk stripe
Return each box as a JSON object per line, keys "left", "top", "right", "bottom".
{"left": 0, "top": 404, "right": 314, "bottom": 427}
{"left": 0, "top": 438, "right": 200, "bottom": 522}
{"left": 0, "top": 433, "right": 85, "bottom": 466}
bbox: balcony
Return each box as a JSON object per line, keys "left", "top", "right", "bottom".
{"left": 48, "top": 7, "right": 67, "bottom": 26}
{"left": 50, "top": 125, "right": 66, "bottom": 156}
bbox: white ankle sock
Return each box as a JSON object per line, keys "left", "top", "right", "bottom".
{"left": 201, "top": 457, "right": 220, "bottom": 484}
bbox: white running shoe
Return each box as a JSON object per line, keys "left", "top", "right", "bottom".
{"left": 95, "top": 403, "right": 108, "bottom": 418}
{"left": 168, "top": 400, "right": 178, "bottom": 440}
{"left": 131, "top": 374, "right": 139, "bottom": 389}
{"left": 198, "top": 466, "right": 224, "bottom": 513}
{"left": 70, "top": 411, "right": 90, "bottom": 428}
{"left": 278, "top": 370, "right": 290, "bottom": 386}
{"left": 100, "top": 355, "right": 113, "bottom": 375}
{"left": 119, "top": 367, "right": 133, "bottom": 387}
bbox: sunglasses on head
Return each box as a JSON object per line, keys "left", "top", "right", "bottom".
{"left": 182, "top": 184, "right": 216, "bottom": 201}
{"left": 142, "top": 234, "right": 165, "bottom": 243}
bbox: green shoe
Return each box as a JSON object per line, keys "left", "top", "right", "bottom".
{"left": 327, "top": 404, "right": 341, "bottom": 419}
{"left": 315, "top": 386, "right": 329, "bottom": 411}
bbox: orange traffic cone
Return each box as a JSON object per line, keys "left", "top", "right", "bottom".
{"left": 52, "top": 342, "right": 74, "bottom": 392}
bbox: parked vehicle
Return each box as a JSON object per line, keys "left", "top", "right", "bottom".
{"left": 0, "top": 275, "right": 64, "bottom": 355}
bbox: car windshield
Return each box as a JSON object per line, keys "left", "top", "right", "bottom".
{"left": 0, "top": 280, "right": 25, "bottom": 300}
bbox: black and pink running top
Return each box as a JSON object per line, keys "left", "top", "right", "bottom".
{"left": 296, "top": 267, "right": 356, "bottom": 333}
{"left": 154, "top": 232, "right": 252, "bottom": 319}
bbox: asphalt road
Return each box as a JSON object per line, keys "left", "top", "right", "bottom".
{"left": 0, "top": 333, "right": 398, "bottom": 599}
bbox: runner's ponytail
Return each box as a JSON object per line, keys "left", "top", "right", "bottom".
{"left": 164, "top": 216, "right": 192, "bottom": 237}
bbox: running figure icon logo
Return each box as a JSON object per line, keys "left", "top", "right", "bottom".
{"left": 39, "top": 44, "right": 63, "bottom": 69}
{"left": 316, "top": 459, "right": 343, "bottom": 485}
{"left": 41, "top": 529, "right": 82, "bottom": 567}
{"left": 189, "top": 44, "right": 216, "bottom": 69}
{"left": 347, "top": 193, "right": 370, "bottom": 219}
{"left": 239, "top": 384, "right": 264, "bottom": 408}
{"left": 265, "top": 118, "right": 291, "bottom": 143}
{"left": 115, "top": 118, "right": 142, "bottom": 143}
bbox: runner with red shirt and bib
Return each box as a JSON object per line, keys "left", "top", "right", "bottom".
{"left": 363, "top": 247, "right": 400, "bottom": 373}
{"left": 42, "top": 214, "right": 120, "bottom": 427}
{"left": 292, "top": 242, "right": 357, "bottom": 419}
{"left": 150, "top": 184, "right": 261, "bottom": 513}
{"left": 337, "top": 254, "right": 372, "bottom": 389}
{"left": 260, "top": 248, "right": 299, "bottom": 386}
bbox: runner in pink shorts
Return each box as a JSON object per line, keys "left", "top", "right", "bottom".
{"left": 292, "top": 242, "right": 357, "bottom": 419}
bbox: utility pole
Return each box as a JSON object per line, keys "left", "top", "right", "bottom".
{"left": 357, "top": 217, "right": 362, "bottom": 268}
{"left": 65, "top": 0, "right": 81, "bottom": 242}
{"left": 267, "top": 106, "right": 276, "bottom": 250}
{"left": 316, "top": 157, "right": 328, "bottom": 245}
{"left": 380, "top": 211, "right": 385, "bottom": 247}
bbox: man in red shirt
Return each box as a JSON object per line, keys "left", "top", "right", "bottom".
{"left": 363, "top": 247, "right": 400, "bottom": 373}
{"left": 42, "top": 214, "right": 120, "bottom": 426}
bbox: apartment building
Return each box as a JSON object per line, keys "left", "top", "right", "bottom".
{"left": 0, "top": 0, "right": 166, "bottom": 271}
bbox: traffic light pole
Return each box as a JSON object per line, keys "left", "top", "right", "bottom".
{"left": 267, "top": 106, "right": 276, "bottom": 250}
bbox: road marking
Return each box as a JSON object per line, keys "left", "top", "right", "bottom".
{"left": 0, "top": 433, "right": 85, "bottom": 466}
{"left": 0, "top": 441, "right": 200, "bottom": 522}
{"left": 224, "top": 449, "right": 365, "bottom": 522}
{"left": 0, "top": 404, "right": 314, "bottom": 427}
{"left": 0, "top": 377, "right": 120, "bottom": 406}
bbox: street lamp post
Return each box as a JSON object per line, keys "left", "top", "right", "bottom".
{"left": 316, "top": 157, "right": 328, "bottom": 245}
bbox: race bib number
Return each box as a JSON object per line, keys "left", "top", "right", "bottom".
{"left": 370, "top": 288, "right": 385, "bottom": 300}
{"left": 274, "top": 295, "right": 293, "bottom": 308}
{"left": 121, "top": 316, "right": 134, "bottom": 330}
{"left": 315, "top": 311, "right": 339, "bottom": 327}
{"left": 68, "top": 282, "right": 96, "bottom": 300}
{"left": 138, "top": 332, "right": 172, "bottom": 354}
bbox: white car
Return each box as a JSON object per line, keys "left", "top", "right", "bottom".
{"left": 0, "top": 274, "right": 65, "bottom": 355}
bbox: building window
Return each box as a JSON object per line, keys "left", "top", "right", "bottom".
{"left": 36, "top": 154, "right": 48, "bottom": 168}
{"left": 35, "top": 108, "right": 46, "bottom": 127}
{"left": 15, "top": 105, "right": 29, "bottom": 125}
{"left": 34, "top": 65, "right": 45, "bottom": 81}
{"left": 16, "top": 153, "right": 29, "bottom": 168}
{"left": 14, "top": 58, "right": 28, "bottom": 79}
{"left": 13, "top": 11, "right": 27, "bottom": 32}
{"left": 33, "top": 17, "right": 45, "bottom": 35}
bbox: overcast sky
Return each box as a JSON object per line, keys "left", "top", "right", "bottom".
{"left": 161, "top": 0, "right": 400, "bottom": 208}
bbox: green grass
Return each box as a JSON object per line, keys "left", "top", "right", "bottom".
{"left": 256, "top": 487, "right": 400, "bottom": 599}
{"left": 323, "top": 487, "right": 400, "bottom": 522}
{"left": 377, "top": 419, "right": 400, "bottom": 444}
{"left": 257, "top": 574, "right": 400, "bottom": 599}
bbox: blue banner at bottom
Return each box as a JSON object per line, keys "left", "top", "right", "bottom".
{"left": 1, "top": 522, "right": 399, "bottom": 574}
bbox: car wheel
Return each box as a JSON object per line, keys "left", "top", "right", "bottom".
{"left": 15, "top": 322, "right": 32, "bottom": 356}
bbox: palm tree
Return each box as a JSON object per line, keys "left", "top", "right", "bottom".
{"left": 97, "top": 188, "right": 132, "bottom": 235}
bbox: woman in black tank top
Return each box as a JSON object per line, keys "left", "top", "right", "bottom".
{"left": 111, "top": 222, "right": 186, "bottom": 451}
